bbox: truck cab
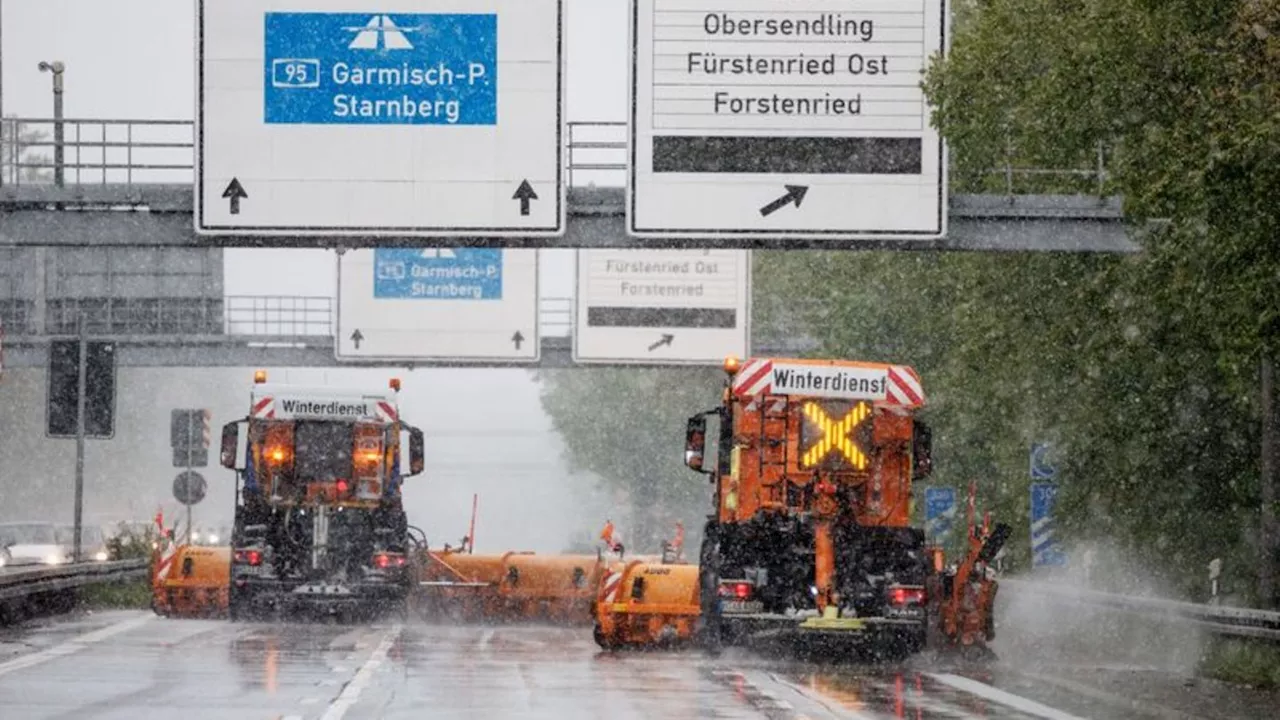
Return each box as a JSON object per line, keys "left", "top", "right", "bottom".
{"left": 219, "top": 371, "right": 425, "bottom": 619}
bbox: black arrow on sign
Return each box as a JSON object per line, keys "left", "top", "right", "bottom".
{"left": 222, "top": 178, "right": 248, "bottom": 215}
{"left": 350, "top": 329, "right": 364, "bottom": 349}
{"left": 759, "top": 185, "right": 809, "bottom": 217}
{"left": 648, "top": 333, "right": 674, "bottom": 352}
{"left": 513, "top": 180, "right": 538, "bottom": 216}
{"left": 512, "top": 331, "right": 525, "bottom": 350}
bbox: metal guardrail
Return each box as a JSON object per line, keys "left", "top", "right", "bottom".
{"left": 0, "top": 559, "right": 149, "bottom": 602}
{"left": 1001, "top": 578, "right": 1280, "bottom": 642}
{"left": 2, "top": 295, "right": 576, "bottom": 339}
{"left": 2, "top": 117, "right": 1112, "bottom": 198}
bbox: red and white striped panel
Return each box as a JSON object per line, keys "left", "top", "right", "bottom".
{"left": 201, "top": 409, "right": 212, "bottom": 449}
{"left": 154, "top": 540, "right": 178, "bottom": 582}
{"left": 731, "top": 358, "right": 774, "bottom": 397}
{"left": 251, "top": 396, "right": 275, "bottom": 419}
{"left": 743, "top": 396, "right": 788, "bottom": 414}
{"left": 375, "top": 401, "right": 398, "bottom": 423}
{"left": 886, "top": 365, "right": 925, "bottom": 407}
{"left": 601, "top": 570, "right": 622, "bottom": 603}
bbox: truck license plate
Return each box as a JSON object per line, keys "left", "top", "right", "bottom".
{"left": 293, "top": 584, "right": 353, "bottom": 596}
{"left": 721, "top": 600, "right": 763, "bottom": 614}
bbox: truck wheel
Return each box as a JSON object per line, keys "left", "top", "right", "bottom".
{"left": 593, "top": 624, "right": 618, "bottom": 651}
{"left": 696, "top": 522, "right": 723, "bottom": 656}
{"left": 228, "top": 590, "right": 251, "bottom": 622}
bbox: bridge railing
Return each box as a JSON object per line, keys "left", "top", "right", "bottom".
{"left": 221, "top": 295, "right": 575, "bottom": 339}
{"left": 2, "top": 117, "right": 1111, "bottom": 197}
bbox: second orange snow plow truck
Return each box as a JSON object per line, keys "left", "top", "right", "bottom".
{"left": 674, "top": 357, "right": 1009, "bottom": 656}
{"left": 218, "top": 371, "right": 425, "bottom": 619}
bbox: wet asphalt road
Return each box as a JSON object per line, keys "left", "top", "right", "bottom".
{"left": 0, "top": 610, "right": 1275, "bottom": 719}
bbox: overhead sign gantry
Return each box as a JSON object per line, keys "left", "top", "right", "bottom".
{"left": 195, "top": 0, "right": 565, "bottom": 239}
{"left": 626, "top": 0, "right": 948, "bottom": 242}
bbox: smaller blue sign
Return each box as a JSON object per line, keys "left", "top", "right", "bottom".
{"left": 1030, "top": 482, "right": 1068, "bottom": 568}
{"left": 1030, "top": 442, "right": 1057, "bottom": 480}
{"left": 373, "top": 249, "right": 503, "bottom": 300}
{"left": 925, "top": 487, "right": 957, "bottom": 543}
{"left": 264, "top": 12, "right": 498, "bottom": 125}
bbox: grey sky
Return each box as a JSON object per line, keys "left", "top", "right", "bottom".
{"left": 1, "top": 0, "right": 631, "bottom": 295}
{"left": 0, "top": 0, "right": 632, "bottom": 551}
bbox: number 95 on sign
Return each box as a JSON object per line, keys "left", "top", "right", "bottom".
{"left": 273, "top": 59, "right": 321, "bottom": 89}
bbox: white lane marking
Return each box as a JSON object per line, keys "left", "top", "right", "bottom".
{"left": 928, "top": 673, "right": 1090, "bottom": 720}
{"left": 478, "top": 629, "right": 495, "bottom": 649}
{"left": 318, "top": 624, "right": 403, "bottom": 720}
{"left": 300, "top": 697, "right": 321, "bottom": 706}
{"left": 0, "top": 614, "right": 153, "bottom": 678}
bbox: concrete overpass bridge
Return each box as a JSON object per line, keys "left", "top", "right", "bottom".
{"left": 1, "top": 118, "right": 1137, "bottom": 369}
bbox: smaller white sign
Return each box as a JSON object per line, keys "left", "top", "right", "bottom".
{"left": 337, "top": 248, "right": 539, "bottom": 363}
{"left": 573, "top": 249, "right": 750, "bottom": 364}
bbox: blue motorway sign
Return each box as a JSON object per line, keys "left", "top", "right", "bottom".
{"left": 1030, "top": 482, "right": 1068, "bottom": 568}
{"left": 373, "top": 249, "right": 503, "bottom": 300}
{"left": 924, "top": 487, "right": 957, "bottom": 544}
{"left": 264, "top": 13, "right": 497, "bottom": 125}
{"left": 1030, "top": 442, "right": 1058, "bottom": 480}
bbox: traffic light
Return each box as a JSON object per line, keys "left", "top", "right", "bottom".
{"left": 170, "top": 408, "right": 211, "bottom": 467}
{"left": 46, "top": 339, "right": 116, "bottom": 439}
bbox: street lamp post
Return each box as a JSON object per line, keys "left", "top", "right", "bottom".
{"left": 38, "top": 60, "right": 65, "bottom": 187}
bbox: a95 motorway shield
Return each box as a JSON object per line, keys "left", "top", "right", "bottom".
{"left": 337, "top": 248, "right": 539, "bottom": 363}
{"left": 627, "top": 0, "right": 947, "bottom": 242}
{"left": 573, "top": 249, "right": 750, "bottom": 364}
{"left": 195, "top": 0, "right": 565, "bottom": 239}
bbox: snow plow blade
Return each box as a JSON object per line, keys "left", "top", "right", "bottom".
{"left": 152, "top": 545, "right": 230, "bottom": 618}
{"left": 593, "top": 560, "right": 700, "bottom": 649}
{"left": 417, "top": 550, "right": 605, "bottom": 624}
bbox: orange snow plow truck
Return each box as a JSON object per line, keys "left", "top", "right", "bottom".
{"left": 594, "top": 357, "right": 1009, "bottom": 658}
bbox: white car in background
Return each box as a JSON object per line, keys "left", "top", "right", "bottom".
{"left": 57, "top": 525, "right": 111, "bottom": 562}
{"left": 0, "top": 521, "right": 70, "bottom": 567}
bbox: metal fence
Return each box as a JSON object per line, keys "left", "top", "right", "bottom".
{"left": 0, "top": 559, "right": 149, "bottom": 607}
{"left": 2, "top": 117, "right": 1112, "bottom": 197}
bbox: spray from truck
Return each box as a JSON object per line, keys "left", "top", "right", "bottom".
{"left": 217, "top": 371, "right": 425, "bottom": 620}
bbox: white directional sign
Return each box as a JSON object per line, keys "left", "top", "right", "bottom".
{"left": 336, "top": 248, "right": 539, "bottom": 362}
{"left": 628, "top": 0, "right": 947, "bottom": 241}
{"left": 196, "top": 0, "right": 565, "bottom": 238}
{"left": 573, "top": 249, "right": 750, "bottom": 364}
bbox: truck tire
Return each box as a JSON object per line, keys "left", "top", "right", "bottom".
{"left": 696, "top": 521, "right": 723, "bottom": 656}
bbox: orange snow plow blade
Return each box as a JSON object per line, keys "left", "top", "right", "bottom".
{"left": 152, "top": 545, "right": 230, "bottom": 618}
{"left": 593, "top": 559, "right": 700, "bottom": 649}
{"left": 417, "top": 550, "right": 606, "bottom": 624}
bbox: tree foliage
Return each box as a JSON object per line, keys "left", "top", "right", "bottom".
{"left": 538, "top": 1, "right": 1280, "bottom": 598}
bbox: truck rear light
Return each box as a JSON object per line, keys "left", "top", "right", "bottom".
{"left": 719, "top": 581, "right": 753, "bottom": 599}
{"left": 888, "top": 586, "right": 925, "bottom": 605}
{"left": 234, "top": 549, "right": 263, "bottom": 566}
{"left": 373, "top": 552, "right": 406, "bottom": 569}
